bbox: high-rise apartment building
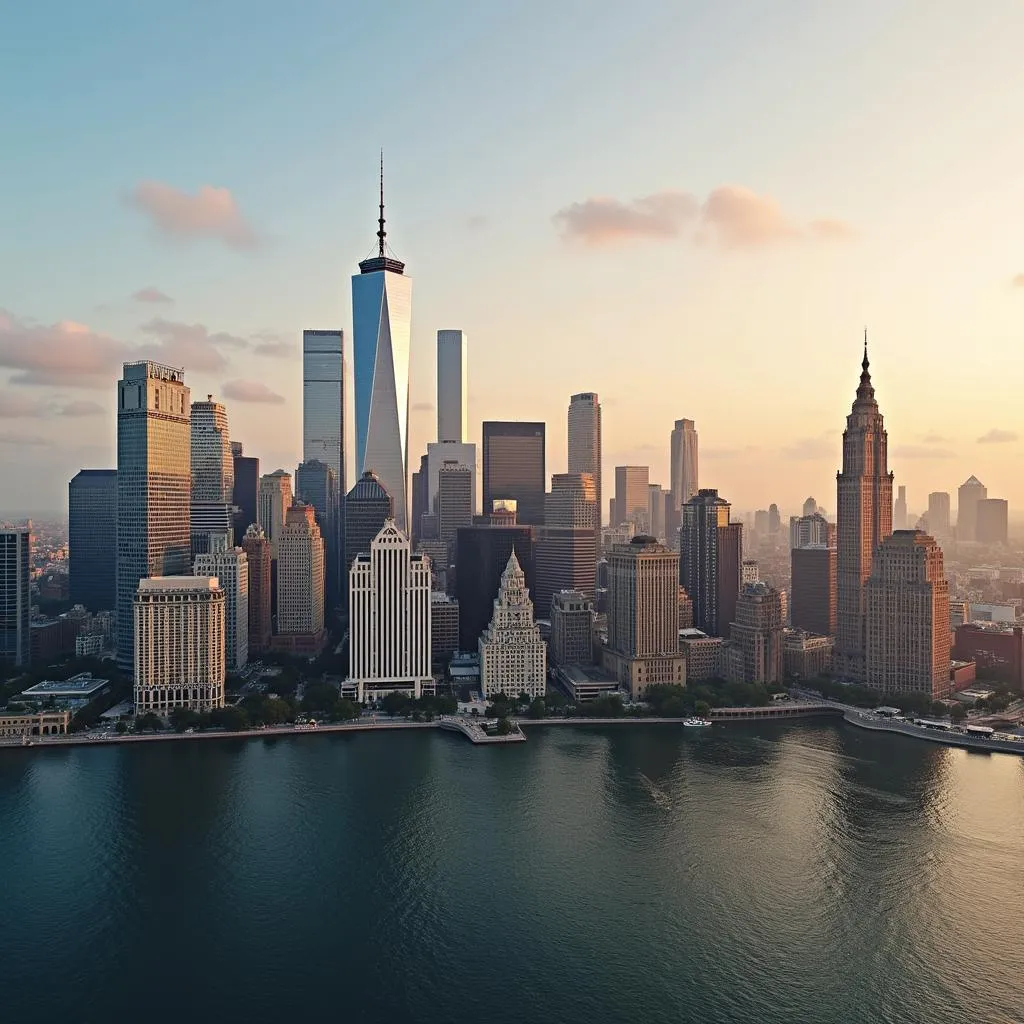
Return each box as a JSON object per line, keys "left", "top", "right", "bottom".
{"left": 927, "top": 492, "right": 951, "bottom": 540}
{"left": 976, "top": 498, "right": 1008, "bottom": 545}
{"left": 957, "top": 476, "right": 987, "bottom": 543}
{"left": 116, "top": 361, "right": 191, "bottom": 671}
{"left": 348, "top": 520, "right": 432, "bottom": 702}
{"left": 729, "top": 582, "right": 784, "bottom": 685}
{"left": 893, "top": 485, "right": 908, "bottom": 531}
{"left": 352, "top": 165, "right": 411, "bottom": 531}
{"left": 790, "top": 512, "right": 831, "bottom": 550}
{"left": 437, "top": 329, "right": 468, "bottom": 444}
{"left": 258, "top": 470, "right": 293, "bottom": 557}
{"left": 0, "top": 527, "right": 31, "bottom": 667}
{"left": 479, "top": 551, "right": 547, "bottom": 699}
{"left": 482, "top": 421, "right": 546, "bottom": 525}
{"left": 296, "top": 459, "right": 340, "bottom": 607}
{"left": 680, "top": 489, "right": 742, "bottom": 638}
{"left": 568, "top": 392, "right": 602, "bottom": 527}
{"left": 343, "top": 471, "right": 394, "bottom": 589}
{"left": 231, "top": 442, "right": 259, "bottom": 536}
{"left": 455, "top": 524, "right": 536, "bottom": 651}
{"left": 791, "top": 545, "right": 837, "bottom": 636}
{"left": 240, "top": 524, "right": 272, "bottom": 652}
{"left": 835, "top": 343, "right": 893, "bottom": 682}
{"left": 550, "top": 590, "right": 594, "bottom": 667}
{"left": 68, "top": 469, "right": 117, "bottom": 611}
{"left": 865, "top": 531, "right": 950, "bottom": 698}
{"left": 535, "top": 472, "right": 598, "bottom": 616}
{"left": 194, "top": 547, "right": 249, "bottom": 671}
{"left": 302, "top": 329, "right": 345, "bottom": 494}
{"left": 603, "top": 536, "right": 686, "bottom": 697}
{"left": 276, "top": 504, "right": 325, "bottom": 649}
{"left": 670, "top": 418, "right": 699, "bottom": 510}
{"left": 613, "top": 466, "right": 650, "bottom": 529}
{"left": 134, "top": 576, "right": 225, "bottom": 713}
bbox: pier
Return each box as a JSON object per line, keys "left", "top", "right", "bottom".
{"left": 438, "top": 716, "right": 526, "bottom": 744}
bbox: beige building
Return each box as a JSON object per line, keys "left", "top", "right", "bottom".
{"left": 603, "top": 536, "right": 685, "bottom": 697}
{"left": 729, "top": 582, "right": 784, "bottom": 685}
{"left": 258, "top": 470, "right": 293, "bottom": 556}
{"left": 782, "top": 630, "right": 834, "bottom": 680}
{"left": 134, "top": 576, "right": 226, "bottom": 713}
{"left": 276, "top": 503, "right": 325, "bottom": 645}
{"left": 866, "top": 530, "right": 951, "bottom": 699}
{"left": 567, "top": 393, "right": 602, "bottom": 527}
{"left": 613, "top": 466, "right": 650, "bottom": 530}
{"left": 0, "top": 710, "right": 70, "bottom": 738}
{"left": 678, "top": 629, "right": 723, "bottom": 682}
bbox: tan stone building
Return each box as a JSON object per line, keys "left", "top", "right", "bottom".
{"left": 0, "top": 710, "right": 70, "bottom": 739}
{"left": 729, "top": 582, "right": 784, "bottom": 685}
{"left": 782, "top": 630, "right": 834, "bottom": 680}
{"left": 679, "top": 629, "right": 723, "bottom": 682}
{"left": 865, "top": 530, "right": 951, "bottom": 699}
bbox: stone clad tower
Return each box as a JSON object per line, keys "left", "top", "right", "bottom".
{"left": 835, "top": 338, "right": 893, "bottom": 681}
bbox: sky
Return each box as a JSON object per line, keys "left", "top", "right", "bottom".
{"left": 2, "top": 0, "right": 1024, "bottom": 519}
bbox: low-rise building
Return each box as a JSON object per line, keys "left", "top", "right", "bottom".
{"left": 678, "top": 628, "right": 723, "bottom": 682}
{"left": 555, "top": 663, "right": 620, "bottom": 702}
{"left": 20, "top": 673, "right": 110, "bottom": 708}
{"left": 0, "top": 710, "right": 70, "bottom": 738}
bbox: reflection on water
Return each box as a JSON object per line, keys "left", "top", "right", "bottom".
{"left": 0, "top": 721, "right": 1022, "bottom": 1024}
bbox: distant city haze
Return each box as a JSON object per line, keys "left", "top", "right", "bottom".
{"left": 2, "top": 5, "right": 1024, "bottom": 519}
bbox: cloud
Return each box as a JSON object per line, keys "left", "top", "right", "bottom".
{"left": 126, "top": 181, "right": 260, "bottom": 250}
{"left": 222, "top": 379, "right": 285, "bottom": 404}
{"left": 251, "top": 333, "right": 293, "bottom": 358}
{"left": 132, "top": 287, "right": 174, "bottom": 304}
{"left": 781, "top": 436, "right": 834, "bottom": 460}
{"left": 0, "top": 431, "right": 51, "bottom": 446}
{"left": 139, "top": 318, "right": 248, "bottom": 372}
{"left": 553, "top": 191, "right": 698, "bottom": 245}
{"left": 892, "top": 445, "right": 954, "bottom": 459}
{"left": 922, "top": 433, "right": 950, "bottom": 444}
{"left": 554, "top": 184, "right": 852, "bottom": 249}
{"left": 704, "top": 445, "right": 761, "bottom": 459}
{"left": 0, "top": 392, "right": 49, "bottom": 417}
{"left": 977, "top": 428, "right": 1018, "bottom": 444}
{"left": 1012, "top": 273, "right": 1024, "bottom": 288}
{"left": 412, "top": 401, "right": 434, "bottom": 412}
{"left": 57, "top": 400, "right": 105, "bottom": 417}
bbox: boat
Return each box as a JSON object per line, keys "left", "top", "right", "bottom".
{"left": 683, "top": 717, "right": 713, "bottom": 729}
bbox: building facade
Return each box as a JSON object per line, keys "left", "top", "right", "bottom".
{"left": 670, "top": 418, "right": 699, "bottom": 510}
{"left": 782, "top": 630, "right": 834, "bottom": 679}
{"left": 550, "top": 590, "right": 594, "bottom": 666}
{"left": 680, "top": 489, "right": 742, "bottom": 638}
{"left": 116, "top": 361, "right": 192, "bottom": 670}
{"left": 134, "top": 576, "right": 226, "bottom": 713}
{"left": 0, "top": 527, "right": 31, "bottom": 667}
{"left": 343, "top": 471, "right": 394, "bottom": 594}
{"left": 240, "top": 524, "right": 272, "bottom": 653}
{"left": 194, "top": 547, "right": 249, "bottom": 671}
{"left": 276, "top": 504, "right": 325, "bottom": 647}
{"left": 302, "top": 329, "right": 345, "bottom": 495}
{"left": 613, "top": 465, "right": 650, "bottom": 529}
{"left": 191, "top": 397, "right": 233, "bottom": 503}
{"left": 976, "top": 498, "right": 1008, "bottom": 545}
{"left": 865, "top": 531, "right": 950, "bottom": 698}
{"left": 296, "top": 458, "right": 340, "bottom": 607}
{"left": 231, "top": 442, "right": 259, "bottom": 537}
{"left": 436, "top": 460, "right": 474, "bottom": 561}
{"left": 482, "top": 421, "right": 546, "bottom": 525}
{"left": 68, "top": 469, "right": 117, "bottom": 611}
{"left": 568, "top": 392, "right": 602, "bottom": 527}
{"left": 791, "top": 545, "right": 837, "bottom": 635}
{"left": 835, "top": 343, "right": 893, "bottom": 682}
{"left": 729, "top": 582, "right": 784, "bottom": 685}
{"left": 348, "top": 520, "right": 432, "bottom": 701}
{"left": 790, "top": 512, "right": 831, "bottom": 549}
{"left": 957, "top": 476, "right": 987, "bottom": 543}
{"left": 927, "top": 491, "right": 951, "bottom": 539}
{"left": 437, "top": 329, "right": 468, "bottom": 444}
{"left": 479, "top": 551, "right": 547, "bottom": 699}
{"left": 258, "top": 470, "right": 293, "bottom": 557}
{"left": 430, "top": 593, "right": 460, "bottom": 666}
{"left": 535, "top": 472, "right": 598, "bottom": 617}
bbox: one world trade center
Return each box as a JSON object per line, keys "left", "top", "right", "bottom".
{"left": 351, "top": 158, "right": 412, "bottom": 532}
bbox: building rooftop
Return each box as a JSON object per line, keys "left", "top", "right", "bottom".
{"left": 679, "top": 628, "right": 710, "bottom": 640}
{"left": 21, "top": 673, "right": 109, "bottom": 697}
{"left": 137, "top": 576, "right": 222, "bottom": 592}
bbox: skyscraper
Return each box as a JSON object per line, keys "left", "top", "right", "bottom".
{"left": 790, "top": 511, "right": 832, "bottom": 549}
{"left": 957, "top": 476, "right": 987, "bottom": 543}
{"left": 791, "top": 545, "right": 837, "bottom": 636}
{"left": 258, "top": 470, "right": 293, "bottom": 557}
{"left": 680, "top": 489, "right": 742, "bottom": 638}
{"left": 296, "top": 458, "right": 340, "bottom": 607}
{"left": 729, "top": 582, "right": 784, "bottom": 685}
{"left": 479, "top": 551, "right": 547, "bottom": 699}
{"left": 436, "top": 461, "right": 474, "bottom": 560}
{"left": 241, "top": 524, "right": 272, "bottom": 653}
{"left": 603, "top": 536, "right": 686, "bottom": 697}
{"left": 534, "top": 472, "right": 598, "bottom": 616}
{"left": 648, "top": 484, "right": 668, "bottom": 542}
{"left": 116, "top": 361, "right": 192, "bottom": 671}
{"left": 613, "top": 466, "right": 650, "bottom": 528}
{"left": 276, "top": 503, "right": 325, "bottom": 651}
{"left": 927, "top": 491, "right": 951, "bottom": 539}
{"left": 194, "top": 547, "right": 249, "bottom": 671}
{"left": 670, "top": 418, "right": 699, "bottom": 510}
{"left": 976, "top": 498, "right": 1009, "bottom": 545}
{"left": 437, "top": 329, "right": 468, "bottom": 444}
{"left": 348, "top": 520, "right": 432, "bottom": 702}
{"left": 550, "top": 591, "right": 594, "bottom": 667}
{"left": 482, "top": 421, "right": 546, "bottom": 525}
{"left": 426, "top": 440, "right": 477, "bottom": 518}
{"left": 302, "top": 329, "right": 345, "bottom": 493}
{"left": 134, "top": 576, "right": 225, "bottom": 713}
{"left": 835, "top": 341, "right": 893, "bottom": 682}
{"left": 568, "top": 393, "right": 602, "bottom": 527}
{"left": 893, "top": 485, "right": 908, "bottom": 531}
{"left": 343, "top": 471, "right": 394, "bottom": 588}
{"left": 191, "top": 396, "right": 233, "bottom": 503}
{"left": 68, "top": 469, "right": 117, "bottom": 611}
{"left": 0, "top": 527, "right": 31, "bottom": 668}
{"left": 231, "top": 442, "right": 259, "bottom": 536}
{"left": 352, "top": 160, "right": 412, "bottom": 531}
{"left": 866, "top": 531, "right": 950, "bottom": 698}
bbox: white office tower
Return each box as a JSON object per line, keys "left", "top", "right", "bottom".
{"left": 437, "top": 330, "right": 468, "bottom": 444}
{"left": 348, "top": 520, "right": 433, "bottom": 703}
{"left": 670, "top": 418, "right": 699, "bottom": 510}
{"left": 479, "top": 550, "right": 547, "bottom": 699}
{"left": 134, "top": 576, "right": 226, "bottom": 714}
{"left": 194, "top": 548, "right": 249, "bottom": 671}
{"left": 258, "top": 470, "right": 293, "bottom": 556}
{"left": 352, "top": 161, "right": 412, "bottom": 531}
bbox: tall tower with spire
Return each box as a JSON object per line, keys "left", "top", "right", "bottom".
{"left": 351, "top": 154, "right": 412, "bottom": 531}
{"left": 835, "top": 334, "right": 893, "bottom": 682}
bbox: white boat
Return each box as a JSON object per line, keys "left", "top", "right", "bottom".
{"left": 683, "top": 717, "right": 713, "bottom": 728}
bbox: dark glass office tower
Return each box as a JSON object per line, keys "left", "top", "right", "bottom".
{"left": 680, "top": 488, "right": 742, "bottom": 638}
{"left": 482, "top": 421, "right": 546, "bottom": 525}
{"left": 231, "top": 441, "right": 259, "bottom": 535}
{"left": 343, "top": 471, "right": 393, "bottom": 609}
{"left": 0, "top": 527, "right": 31, "bottom": 667}
{"left": 68, "top": 469, "right": 117, "bottom": 611}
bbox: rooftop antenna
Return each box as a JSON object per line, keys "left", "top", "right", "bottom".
{"left": 377, "top": 149, "right": 386, "bottom": 258}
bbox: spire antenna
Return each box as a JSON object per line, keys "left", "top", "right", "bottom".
{"left": 377, "top": 149, "right": 386, "bottom": 258}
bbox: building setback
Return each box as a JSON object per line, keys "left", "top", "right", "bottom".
{"left": 68, "top": 469, "right": 117, "bottom": 611}
{"left": 482, "top": 421, "right": 546, "bottom": 525}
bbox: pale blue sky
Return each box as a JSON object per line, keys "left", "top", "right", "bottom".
{"left": 2, "top": 1, "right": 1024, "bottom": 516}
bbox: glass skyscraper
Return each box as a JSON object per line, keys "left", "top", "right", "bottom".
{"left": 116, "top": 361, "right": 192, "bottom": 670}
{"left": 69, "top": 469, "right": 117, "bottom": 611}
{"left": 0, "top": 527, "right": 31, "bottom": 667}
{"left": 351, "top": 167, "right": 412, "bottom": 531}
{"left": 302, "top": 330, "right": 345, "bottom": 494}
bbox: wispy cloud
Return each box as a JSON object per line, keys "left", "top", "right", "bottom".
{"left": 1012, "top": 273, "right": 1024, "bottom": 288}
{"left": 0, "top": 431, "right": 51, "bottom": 446}
{"left": 0, "top": 392, "right": 49, "bottom": 417}
{"left": 922, "top": 433, "right": 950, "bottom": 444}
{"left": 139, "top": 318, "right": 248, "bottom": 372}
{"left": 126, "top": 181, "right": 260, "bottom": 250}
{"left": 781, "top": 435, "right": 834, "bottom": 460}
{"left": 132, "top": 286, "right": 174, "bottom": 304}
{"left": 892, "top": 444, "right": 954, "bottom": 459}
{"left": 554, "top": 184, "right": 852, "bottom": 249}
{"left": 57, "top": 400, "right": 105, "bottom": 417}
{"left": 222, "top": 379, "right": 285, "bottom": 404}
{"left": 978, "top": 428, "right": 1018, "bottom": 444}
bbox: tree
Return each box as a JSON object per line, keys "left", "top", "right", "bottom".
{"left": 496, "top": 717, "right": 512, "bottom": 735}
{"left": 170, "top": 707, "right": 200, "bottom": 732}
{"left": 694, "top": 700, "right": 711, "bottom": 717}
{"left": 115, "top": 720, "right": 127, "bottom": 734}
{"left": 527, "top": 698, "right": 546, "bottom": 720}
{"left": 381, "top": 692, "right": 411, "bottom": 717}
{"left": 334, "top": 699, "right": 359, "bottom": 722}
{"left": 949, "top": 703, "right": 968, "bottom": 724}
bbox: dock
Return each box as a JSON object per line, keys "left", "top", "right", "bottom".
{"left": 438, "top": 716, "right": 526, "bottom": 744}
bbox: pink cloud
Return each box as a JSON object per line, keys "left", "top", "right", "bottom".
{"left": 553, "top": 191, "right": 698, "bottom": 245}
{"left": 126, "top": 181, "right": 260, "bottom": 250}
{"left": 133, "top": 286, "right": 174, "bottom": 304}
{"left": 139, "top": 318, "right": 248, "bottom": 372}
{"left": 1012, "top": 273, "right": 1024, "bottom": 288}
{"left": 701, "top": 186, "right": 799, "bottom": 248}
{"left": 222, "top": 379, "right": 285, "bottom": 404}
